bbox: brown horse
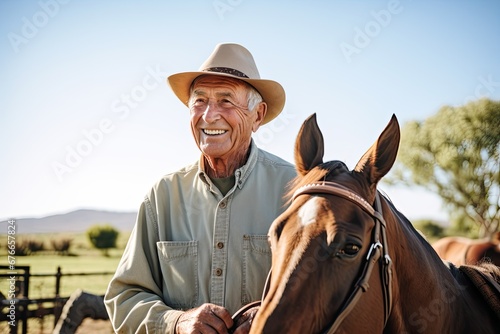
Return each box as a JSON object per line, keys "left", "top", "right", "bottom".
{"left": 249, "top": 114, "right": 500, "bottom": 334}
{"left": 432, "top": 232, "right": 500, "bottom": 267}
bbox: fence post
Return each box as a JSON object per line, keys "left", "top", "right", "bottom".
{"left": 53, "top": 266, "right": 63, "bottom": 327}
{"left": 55, "top": 266, "right": 61, "bottom": 297}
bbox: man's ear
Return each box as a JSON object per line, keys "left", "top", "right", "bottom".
{"left": 252, "top": 102, "right": 267, "bottom": 132}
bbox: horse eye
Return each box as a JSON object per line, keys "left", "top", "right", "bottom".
{"left": 338, "top": 243, "right": 361, "bottom": 257}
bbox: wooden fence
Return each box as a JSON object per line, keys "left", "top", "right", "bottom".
{"left": 0, "top": 265, "right": 113, "bottom": 334}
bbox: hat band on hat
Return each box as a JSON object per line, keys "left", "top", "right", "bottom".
{"left": 203, "top": 67, "right": 249, "bottom": 78}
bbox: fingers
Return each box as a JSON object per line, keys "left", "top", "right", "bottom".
{"left": 210, "top": 305, "right": 234, "bottom": 329}
{"left": 175, "top": 303, "right": 234, "bottom": 334}
{"left": 232, "top": 319, "right": 251, "bottom": 334}
{"left": 232, "top": 307, "right": 258, "bottom": 334}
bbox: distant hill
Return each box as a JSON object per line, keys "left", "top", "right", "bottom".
{"left": 2, "top": 209, "right": 137, "bottom": 234}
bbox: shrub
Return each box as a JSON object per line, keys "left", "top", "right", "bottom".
{"left": 51, "top": 237, "right": 73, "bottom": 255}
{"left": 13, "top": 239, "right": 45, "bottom": 255}
{"left": 87, "top": 224, "right": 119, "bottom": 256}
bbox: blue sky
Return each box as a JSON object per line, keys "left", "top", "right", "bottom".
{"left": 1, "top": 0, "right": 499, "bottom": 223}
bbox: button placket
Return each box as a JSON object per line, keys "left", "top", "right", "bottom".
{"left": 210, "top": 195, "right": 230, "bottom": 305}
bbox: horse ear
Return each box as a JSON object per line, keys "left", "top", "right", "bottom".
{"left": 354, "top": 114, "right": 400, "bottom": 187}
{"left": 295, "top": 113, "right": 324, "bottom": 176}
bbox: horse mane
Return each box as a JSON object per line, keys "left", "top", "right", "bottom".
{"left": 475, "top": 259, "right": 500, "bottom": 277}
{"left": 285, "top": 160, "right": 349, "bottom": 203}
{"left": 380, "top": 194, "right": 500, "bottom": 297}
{"left": 380, "top": 193, "right": 447, "bottom": 266}
{"left": 382, "top": 197, "right": 428, "bottom": 242}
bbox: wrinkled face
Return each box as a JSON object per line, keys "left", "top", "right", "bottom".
{"left": 251, "top": 191, "right": 375, "bottom": 334}
{"left": 189, "top": 75, "right": 265, "bottom": 161}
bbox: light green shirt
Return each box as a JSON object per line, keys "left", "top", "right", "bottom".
{"left": 105, "top": 141, "right": 296, "bottom": 333}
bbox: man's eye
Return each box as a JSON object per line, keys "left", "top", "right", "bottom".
{"left": 191, "top": 99, "right": 207, "bottom": 108}
{"left": 220, "top": 99, "right": 234, "bottom": 107}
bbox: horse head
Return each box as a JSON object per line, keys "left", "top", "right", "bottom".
{"left": 250, "top": 113, "right": 500, "bottom": 334}
{"left": 250, "top": 113, "right": 400, "bottom": 333}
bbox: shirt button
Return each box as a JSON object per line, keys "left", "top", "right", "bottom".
{"left": 216, "top": 242, "right": 224, "bottom": 249}
{"left": 219, "top": 201, "right": 227, "bottom": 209}
{"left": 215, "top": 268, "right": 223, "bottom": 276}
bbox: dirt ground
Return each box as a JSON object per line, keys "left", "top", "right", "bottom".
{"left": 75, "top": 318, "right": 114, "bottom": 333}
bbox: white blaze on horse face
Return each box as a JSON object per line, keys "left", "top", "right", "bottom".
{"left": 298, "top": 196, "right": 322, "bottom": 226}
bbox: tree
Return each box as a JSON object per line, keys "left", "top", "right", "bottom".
{"left": 87, "top": 224, "right": 119, "bottom": 256}
{"left": 387, "top": 98, "right": 500, "bottom": 237}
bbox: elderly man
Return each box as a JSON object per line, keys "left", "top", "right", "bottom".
{"left": 104, "top": 43, "right": 296, "bottom": 334}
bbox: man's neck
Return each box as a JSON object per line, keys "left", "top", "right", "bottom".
{"left": 203, "top": 148, "right": 250, "bottom": 179}
{"left": 204, "top": 156, "right": 243, "bottom": 179}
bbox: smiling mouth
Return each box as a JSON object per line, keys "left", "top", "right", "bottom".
{"left": 203, "top": 129, "right": 227, "bottom": 135}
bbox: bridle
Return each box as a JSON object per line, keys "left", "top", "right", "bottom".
{"left": 231, "top": 181, "right": 393, "bottom": 333}
{"left": 292, "top": 181, "right": 393, "bottom": 333}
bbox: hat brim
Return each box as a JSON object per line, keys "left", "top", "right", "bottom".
{"left": 167, "top": 71, "right": 285, "bottom": 125}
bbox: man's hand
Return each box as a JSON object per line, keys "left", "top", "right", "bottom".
{"left": 231, "top": 306, "right": 259, "bottom": 334}
{"left": 175, "top": 303, "right": 234, "bottom": 334}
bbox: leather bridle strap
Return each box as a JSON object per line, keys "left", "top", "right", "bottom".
{"left": 292, "top": 181, "right": 393, "bottom": 333}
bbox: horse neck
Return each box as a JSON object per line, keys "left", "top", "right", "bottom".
{"left": 385, "top": 201, "right": 452, "bottom": 286}
{"left": 381, "top": 200, "right": 485, "bottom": 332}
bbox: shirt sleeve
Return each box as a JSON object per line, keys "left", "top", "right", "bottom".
{"left": 104, "top": 196, "right": 183, "bottom": 333}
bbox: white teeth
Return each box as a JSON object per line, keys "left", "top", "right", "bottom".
{"left": 203, "top": 129, "right": 227, "bottom": 135}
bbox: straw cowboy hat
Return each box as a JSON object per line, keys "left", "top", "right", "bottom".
{"left": 167, "top": 43, "right": 285, "bottom": 125}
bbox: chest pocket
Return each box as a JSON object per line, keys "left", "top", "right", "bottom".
{"left": 157, "top": 241, "right": 198, "bottom": 310}
{"left": 241, "top": 234, "right": 272, "bottom": 305}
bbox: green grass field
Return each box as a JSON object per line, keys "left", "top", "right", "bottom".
{"left": 0, "top": 231, "right": 130, "bottom": 299}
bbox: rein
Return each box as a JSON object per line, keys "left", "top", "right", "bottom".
{"left": 291, "top": 181, "right": 393, "bottom": 333}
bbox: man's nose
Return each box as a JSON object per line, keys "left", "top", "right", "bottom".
{"left": 202, "top": 101, "right": 222, "bottom": 123}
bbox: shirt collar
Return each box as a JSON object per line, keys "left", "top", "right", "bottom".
{"left": 235, "top": 139, "right": 258, "bottom": 189}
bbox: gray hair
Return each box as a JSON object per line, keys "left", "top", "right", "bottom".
{"left": 246, "top": 84, "right": 263, "bottom": 112}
